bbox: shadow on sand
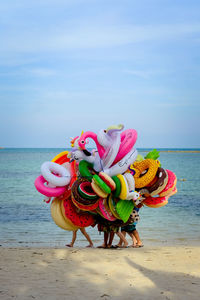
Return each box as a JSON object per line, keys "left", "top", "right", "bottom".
{"left": 1, "top": 247, "right": 200, "bottom": 300}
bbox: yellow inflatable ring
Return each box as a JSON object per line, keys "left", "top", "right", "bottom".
{"left": 51, "top": 198, "right": 79, "bottom": 231}
{"left": 60, "top": 198, "right": 80, "bottom": 230}
{"left": 117, "top": 174, "right": 129, "bottom": 200}
{"left": 91, "top": 179, "right": 108, "bottom": 198}
{"left": 133, "top": 159, "right": 159, "bottom": 188}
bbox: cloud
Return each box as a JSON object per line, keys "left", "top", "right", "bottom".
{"left": 1, "top": 23, "right": 200, "bottom": 54}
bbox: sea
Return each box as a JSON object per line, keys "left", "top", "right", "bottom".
{"left": 0, "top": 148, "right": 200, "bottom": 248}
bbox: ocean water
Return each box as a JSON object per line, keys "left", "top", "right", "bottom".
{"left": 0, "top": 148, "right": 200, "bottom": 248}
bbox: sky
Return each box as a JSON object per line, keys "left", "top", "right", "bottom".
{"left": 0, "top": 0, "right": 200, "bottom": 148}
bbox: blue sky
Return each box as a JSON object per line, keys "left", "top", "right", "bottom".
{"left": 0, "top": 0, "right": 200, "bottom": 148}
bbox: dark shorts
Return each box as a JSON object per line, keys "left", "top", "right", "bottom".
{"left": 121, "top": 224, "right": 136, "bottom": 233}
{"left": 98, "top": 224, "right": 119, "bottom": 233}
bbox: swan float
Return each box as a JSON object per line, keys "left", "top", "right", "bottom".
{"left": 78, "top": 124, "right": 138, "bottom": 175}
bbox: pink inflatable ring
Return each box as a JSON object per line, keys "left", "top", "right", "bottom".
{"left": 34, "top": 175, "right": 66, "bottom": 197}
{"left": 159, "top": 169, "right": 177, "bottom": 197}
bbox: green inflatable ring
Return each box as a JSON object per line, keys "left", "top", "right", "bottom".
{"left": 78, "top": 160, "right": 94, "bottom": 181}
{"left": 78, "top": 181, "right": 98, "bottom": 200}
{"left": 93, "top": 174, "right": 111, "bottom": 194}
{"left": 112, "top": 176, "right": 121, "bottom": 197}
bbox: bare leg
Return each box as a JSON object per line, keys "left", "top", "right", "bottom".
{"left": 97, "top": 231, "right": 108, "bottom": 248}
{"left": 128, "top": 232, "right": 137, "bottom": 247}
{"left": 117, "top": 231, "right": 126, "bottom": 247}
{"left": 66, "top": 230, "right": 77, "bottom": 247}
{"left": 80, "top": 228, "right": 93, "bottom": 247}
{"left": 116, "top": 232, "right": 128, "bottom": 247}
{"left": 133, "top": 230, "right": 143, "bottom": 247}
{"left": 104, "top": 232, "right": 109, "bottom": 248}
{"left": 107, "top": 232, "right": 115, "bottom": 248}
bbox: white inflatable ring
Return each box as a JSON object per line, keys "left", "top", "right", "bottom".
{"left": 97, "top": 129, "right": 121, "bottom": 169}
{"left": 103, "top": 133, "right": 121, "bottom": 169}
{"left": 41, "top": 161, "right": 71, "bottom": 187}
{"left": 104, "top": 147, "right": 138, "bottom": 177}
{"left": 124, "top": 173, "right": 141, "bottom": 201}
{"left": 124, "top": 172, "right": 135, "bottom": 191}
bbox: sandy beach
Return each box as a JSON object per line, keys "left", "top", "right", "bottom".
{"left": 0, "top": 246, "right": 200, "bottom": 300}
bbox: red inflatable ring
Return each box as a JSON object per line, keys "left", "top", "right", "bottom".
{"left": 63, "top": 198, "right": 95, "bottom": 227}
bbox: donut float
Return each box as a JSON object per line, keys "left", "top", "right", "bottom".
{"left": 71, "top": 194, "right": 99, "bottom": 211}
{"left": 71, "top": 178, "right": 99, "bottom": 211}
{"left": 159, "top": 169, "right": 177, "bottom": 197}
{"left": 133, "top": 159, "right": 159, "bottom": 188}
{"left": 140, "top": 168, "right": 168, "bottom": 196}
{"left": 71, "top": 178, "right": 99, "bottom": 205}
{"left": 78, "top": 181, "right": 98, "bottom": 200}
{"left": 34, "top": 124, "right": 178, "bottom": 233}
{"left": 143, "top": 196, "right": 169, "bottom": 208}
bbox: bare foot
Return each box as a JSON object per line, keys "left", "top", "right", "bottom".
{"left": 133, "top": 244, "right": 144, "bottom": 248}
{"left": 107, "top": 245, "right": 119, "bottom": 249}
{"left": 97, "top": 244, "right": 107, "bottom": 248}
{"left": 86, "top": 244, "right": 94, "bottom": 248}
{"left": 65, "top": 244, "right": 73, "bottom": 247}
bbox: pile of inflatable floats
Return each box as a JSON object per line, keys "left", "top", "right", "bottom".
{"left": 34, "top": 124, "right": 177, "bottom": 231}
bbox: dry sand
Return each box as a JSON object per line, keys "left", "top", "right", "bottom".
{"left": 0, "top": 246, "right": 200, "bottom": 300}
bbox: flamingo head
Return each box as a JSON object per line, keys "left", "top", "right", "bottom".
{"left": 78, "top": 137, "right": 87, "bottom": 150}
{"left": 76, "top": 130, "right": 87, "bottom": 150}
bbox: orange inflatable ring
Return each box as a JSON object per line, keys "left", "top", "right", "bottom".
{"left": 52, "top": 151, "right": 69, "bottom": 165}
{"left": 133, "top": 159, "right": 159, "bottom": 188}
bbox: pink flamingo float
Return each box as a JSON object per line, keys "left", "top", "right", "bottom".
{"left": 78, "top": 125, "right": 138, "bottom": 165}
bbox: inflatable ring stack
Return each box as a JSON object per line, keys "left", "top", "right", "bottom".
{"left": 34, "top": 125, "right": 178, "bottom": 231}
